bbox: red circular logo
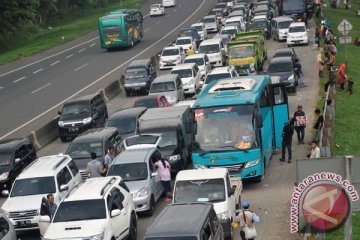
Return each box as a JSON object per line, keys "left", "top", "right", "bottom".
{"left": 301, "top": 182, "right": 350, "bottom": 231}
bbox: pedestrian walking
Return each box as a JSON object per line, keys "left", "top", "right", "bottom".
{"left": 312, "top": 108, "right": 324, "bottom": 142}
{"left": 187, "top": 46, "right": 194, "bottom": 55}
{"left": 293, "top": 105, "right": 307, "bottom": 144}
{"left": 280, "top": 118, "right": 294, "bottom": 163}
{"left": 323, "top": 40, "right": 331, "bottom": 59}
{"left": 294, "top": 59, "right": 306, "bottom": 87}
{"left": 315, "top": 28, "right": 320, "bottom": 47}
{"left": 317, "top": 49, "right": 325, "bottom": 78}
{"left": 86, "top": 152, "right": 102, "bottom": 178}
{"left": 154, "top": 154, "right": 172, "bottom": 202}
{"left": 337, "top": 63, "right": 347, "bottom": 91}
{"left": 310, "top": 140, "right": 321, "bottom": 158}
{"left": 102, "top": 146, "right": 116, "bottom": 175}
{"left": 234, "top": 200, "right": 260, "bottom": 240}
{"left": 327, "top": 51, "right": 335, "bottom": 69}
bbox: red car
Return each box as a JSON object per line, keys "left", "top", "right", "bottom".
{"left": 133, "top": 95, "right": 170, "bottom": 108}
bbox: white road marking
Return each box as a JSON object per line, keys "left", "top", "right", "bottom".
{"left": 78, "top": 48, "right": 86, "bottom": 53}
{"left": 167, "top": 13, "right": 171, "bottom": 17}
{"left": 50, "top": 60, "right": 60, "bottom": 66}
{"left": 0, "top": 37, "right": 99, "bottom": 78}
{"left": 31, "top": 83, "right": 51, "bottom": 94}
{"left": 74, "top": 63, "right": 88, "bottom": 71}
{"left": 65, "top": 54, "right": 74, "bottom": 59}
{"left": 13, "top": 76, "right": 26, "bottom": 83}
{"left": 156, "top": 21, "right": 161, "bottom": 24}
{"left": 89, "top": 43, "right": 96, "bottom": 47}
{"left": 145, "top": 28, "right": 151, "bottom": 32}
{"left": 0, "top": 0, "right": 207, "bottom": 140}
{"left": 33, "top": 68, "right": 44, "bottom": 74}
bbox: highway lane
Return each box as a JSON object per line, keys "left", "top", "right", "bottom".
{"left": 0, "top": 0, "right": 217, "bottom": 139}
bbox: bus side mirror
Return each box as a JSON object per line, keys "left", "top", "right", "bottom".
{"left": 256, "top": 113, "right": 263, "bottom": 128}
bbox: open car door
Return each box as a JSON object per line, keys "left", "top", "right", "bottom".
{"left": 38, "top": 197, "right": 51, "bottom": 237}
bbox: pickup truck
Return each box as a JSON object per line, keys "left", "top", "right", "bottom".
{"left": 172, "top": 168, "right": 242, "bottom": 240}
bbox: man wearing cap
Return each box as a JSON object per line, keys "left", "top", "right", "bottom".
{"left": 293, "top": 105, "right": 307, "bottom": 144}
{"left": 234, "top": 200, "right": 260, "bottom": 240}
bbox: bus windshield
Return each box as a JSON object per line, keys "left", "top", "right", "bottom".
{"left": 193, "top": 105, "right": 257, "bottom": 151}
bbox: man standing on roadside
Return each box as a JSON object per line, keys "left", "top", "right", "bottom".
{"left": 312, "top": 108, "right": 324, "bottom": 142}
{"left": 293, "top": 105, "right": 307, "bottom": 144}
{"left": 294, "top": 59, "right": 306, "bottom": 87}
{"left": 280, "top": 118, "right": 294, "bottom": 163}
{"left": 86, "top": 152, "right": 102, "bottom": 178}
{"left": 103, "top": 146, "right": 116, "bottom": 170}
{"left": 310, "top": 140, "right": 321, "bottom": 158}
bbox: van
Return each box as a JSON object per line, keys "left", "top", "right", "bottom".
{"left": 149, "top": 74, "right": 185, "bottom": 105}
{"left": 202, "top": 15, "right": 220, "bottom": 33}
{"left": 198, "top": 38, "right": 226, "bottom": 67}
{"left": 58, "top": 93, "right": 108, "bottom": 142}
{"left": 145, "top": 203, "right": 224, "bottom": 240}
{"left": 65, "top": 128, "right": 123, "bottom": 179}
{"left": 171, "top": 63, "right": 201, "bottom": 95}
{"left": 123, "top": 58, "right": 157, "bottom": 96}
{"left": 225, "top": 16, "right": 245, "bottom": 31}
{"left": 271, "top": 16, "right": 294, "bottom": 41}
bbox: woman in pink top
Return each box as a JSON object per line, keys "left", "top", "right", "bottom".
{"left": 154, "top": 156, "right": 172, "bottom": 202}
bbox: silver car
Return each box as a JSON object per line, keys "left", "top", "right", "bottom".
{"left": 107, "top": 148, "right": 164, "bottom": 216}
{"left": 149, "top": 74, "right": 185, "bottom": 105}
{"left": 0, "top": 214, "right": 16, "bottom": 240}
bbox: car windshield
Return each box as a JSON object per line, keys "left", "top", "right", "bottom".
{"left": 203, "top": 17, "right": 215, "bottom": 23}
{"left": 0, "top": 152, "right": 11, "bottom": 166}
{"left": 171, "top": 69, "right": 193, "bottom": 78}
{"left": 268, "top": 62, "right": 293, "bottom": 72}
{"left": 278, "top": 21, "right": 293, "bottom": 29}
{"left": 199, "top": 44, "right": 220, "bottom": 54}
{"left": 143, "top": 131, "right": 177, "bottom": 148}
{"left": 174, "top": 178, "right": 226, "bottom": 203}
{"left": 125, "top": 135, "right": 159, "bottom": 146}
{"left": 53, "top": 200, "right": 106, "bottom": 222}
{"left": 176, "top": 38, "right": 191, "bottom": 45}
{"left": 134, "top": 98, "right": 159, "bottom": 108}
{"left": 205, "top": 73, "right": 231, "bottom": 84}
{"left": 251, "top": 20, "right": 267, "bottom": 29}
{"left": 162, "top": 49, "right": 179, "bottom": 56}
{"left": 106, "top": 117, "right": 136, "bottom": 135}
{"left": 184, "top": 58, "right": 205, "bottom": 66}
{"left": 11, "top": 177, "right": 56, "bottom": 197}
{"left": 150, "top": 82, "right": 175, "bottom": 93}
{"left": 108, "top": 163, "right": 148, "bottom": 181}
{"left": 222, "top": 29, "right": 237, "bottom": 36}
{"left": 229, "top": 46, "right": 254, "bottom": 58}
{"left": 151, "top": 5, "right": 161, "bottom": 9}
{"left": 192, "top": 25, "right": 203, "bottom": 31}
{"left": 66, "top": 142, "right": 103, "bottom": 159}
{"left": 289, "top": 26, "right": 306, "bottom": 33}
{"left": 125, "top": 68, "right": 147, "bottom": 79}
{"left": 62, "top": 103, "right": 90, "bottom": 116}
{"left": 193, "top": 105, "right": 257, "bottom": 151}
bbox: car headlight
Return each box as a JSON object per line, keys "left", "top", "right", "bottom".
{"left": 0, "top": 172, "right": 9, "bottom": 181}
{"left": 58, "top": 121, "right": 64, "bottom": 127}
{"left": 83, "top": 117, "right": 92, "bottom": 124}
{"left": 168, "top": 154, "right": 181, "bottom": 162}
{"left": 89, "top": 233, "right": 104, "bottom": 240}
{"left": 134, "top": 188, "right": 149, "bottom": 198}
{"left": 0, "top": 209, "right": 9, "bottom": 218}
{"left": 193, "top": 164, "right": 207, "bottom": 169}
{"left": 244, "top": 159, "right": 260, "bottom": 168}
{"left": 288, "top": 74, "right": 295, "bottom": 83}
{"left": 217, "top": 211, "right": 231, "bottom": 220}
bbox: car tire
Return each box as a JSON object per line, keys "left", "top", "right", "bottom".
{"left": 146, "top": 196, "right": 155, "bottom": 216}
{"left": 128, "top": 213, "right": 137, "bottom": 240}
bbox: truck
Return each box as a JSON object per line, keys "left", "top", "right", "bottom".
{"left": 138, "top": 105, "right": 192, "bottom": 173}
{"left": 235, "top": 30, "right": 267, "bottom": 61}
{"left": 173, "top": 168, "right": 242, "bottom": 240}
{"left": 278, "top": 0, "right": 306, "bottom": 19}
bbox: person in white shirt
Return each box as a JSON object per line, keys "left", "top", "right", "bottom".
{"left": 234, "top": 200, "right": 260, "bottom": 240}
{"left": 310, "top": 140, "right": 321, "bottom": 158}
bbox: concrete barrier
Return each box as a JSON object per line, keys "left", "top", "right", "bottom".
{"left": 104, "top": 79, "right": 122, "bottom": 101}
{"left": 30, "top": 116, "right": 60, "bottom": 150}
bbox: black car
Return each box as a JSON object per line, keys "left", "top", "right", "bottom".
{"left": 265, "top": 56, "right": 298, "bottom": 93}
{"left": 273, "top": 48, "right": 299, "bottom": 64}
{"left": 58, "top": 93, "right": 108, "bottom": 142}
{"left": 250, "top": 18, "right": 271, "bottom": 39}
{"left": 179, "top": 27, "right": 201, "bottom": 47}
{"left": 0, "top": 138, "right": 37, "bottom": 192}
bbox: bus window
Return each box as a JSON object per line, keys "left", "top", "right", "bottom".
{"left": 260, "top": 88, "right": 270, "bottom": 107}
{"left": 272, "top": 86, "right": 285, "bottom": 105}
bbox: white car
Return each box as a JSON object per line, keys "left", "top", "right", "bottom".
{"left": 224, "top": 16, "right": 245, "bottom": 31}
{"left": 184, "top": 53, "right": 211, "bottom": 83}
{"left": 203, "top": 66, "right": 238, "bottom": 88}
{"left": 174, "top": 36, "right": 197, "bottom": 53}
{"left": 39, "top": 176, "right": 137, "bottom": 240}
{"left": 219, "top": 25, "right": 240, "bottom": 39}
{"left": 171, "top": 63, "right": 201, "bottom": 95}
{"left": 162, "top": 0, "right": 176, "bottom": 7}
{"left": 287, "top": 22, "right": 309, "bottom": 46}
{"left": 198, "top": 38, "right": 225, "bottom": 67}
{"left": 202, "top": 15, "right": 220, "bottom": 33}
{"left": 122, "top": 134, "right": 162, "bottom": 150}
{"left": 159, "top": 46, "right": 186, "bottom": 70}
{"left": 191, "top": 23, "right": 208, "bottom": 40}
{"left": 150, "top": 4, "right": 165, "bottom": 17}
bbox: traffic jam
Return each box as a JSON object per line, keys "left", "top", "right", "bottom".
{"left": 0, "top": 0, "right": 311, "bottom": 239}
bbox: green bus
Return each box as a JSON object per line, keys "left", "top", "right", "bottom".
{"left": 98, "top": 9, "right": 144, "bottom": 49}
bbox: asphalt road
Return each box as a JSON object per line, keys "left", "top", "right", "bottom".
{"left": 0, "top": 0, "right": 217, "bottom": 140}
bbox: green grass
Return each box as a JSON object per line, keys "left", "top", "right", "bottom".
{"left": 0, "top": 0, "right": 146, "bottom": 65}
{"left": 315, "top": 2, "right": 360, "bottom": 239}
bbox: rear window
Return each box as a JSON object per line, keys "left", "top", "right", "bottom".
{"left": 134, "top": 99, "right": 159, "bottom": 108}
{"left": 268, "top": 62, "right": 293, "bottom": 73}
{"left": 150, "top": 82, "right": 176, "bottom": 93}
{"left": 205, "top": 73, "right": 231, "bottom": 84}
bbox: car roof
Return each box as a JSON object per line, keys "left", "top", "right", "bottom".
{"left": 145, "top": 203, "right": 213, "bottom": 238}
{"left": 176, "top": 36, "right": 193, "bottom": 41}
{"left": 135, "top": 95, "right": 161, "bottom": 103}
{"left": 208, "top": 66, "right": 232, "bottom": 74}
{"left": 253, "top": 15, "right": 267, "bottom": 20}
{"left": 163, "top": 46, "right": 181, "bottom": 51}
{"left": 222, "top": 25, "right": 238, "bottom": 30}
{"left": 176, "top": 168, "right": 228, "bottom": 181}
{"left": 289, "top": 22, "right": 306, "bottom": 27}
{"left": 227, "top": 16, "right": 242, "bottom": 21}
{"left": 185, "top": 53, "right": 206, "bottom": 59}
{"left": 181, "top": 27, "right": 196, "bottom": 31}
{"left": 200, "top": 38, "right": 222, "bottom": 45}
{"left": 191, "top": 22, "right": 204, "bottom": 26}
{"left": 18, "top": 154, "right": 71, "bottom": 179}
{"left": 108, "top": 107, "right": 147, "bottom": 120}
{"left": 127, "top": 59, "right": 152, "bottom": 68}
{"left": 71, "top": 128, "right": 118, "bottom": 143}
{"left": 111, "top": 149, "right": 154, "bottom": 165}
{"left": 171, "top": 63, "right": 196, "bottom": 70}
{"left": 203, "top": 15, "right": 216, "bottom": 18}
{"left": 153, "top": 74, "right": 178, "bottom": 83}
{"left": 272, "top": 16, "right": 294, "bottom": 22}
{"left": 0, "top": 138, "right": 29, "bottom": 152}
{"left": 274, "top": 48, "right": 293, "bottom": 55}
{"left": 64, "top": 94, "right": 98, "bottom": 105}
{"left": 269, "top": 56, "right": 293, "bottom": 64}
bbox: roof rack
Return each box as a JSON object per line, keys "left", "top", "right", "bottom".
{"left": 100, "top": 177, "right": 117, "bottom": 196}
{"left": 53, "top": 156, "right": 69, "bottom": 170}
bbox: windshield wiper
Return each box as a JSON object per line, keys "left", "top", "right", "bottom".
{"left": 160, "top": 144, "right": 176, "bottom": 148}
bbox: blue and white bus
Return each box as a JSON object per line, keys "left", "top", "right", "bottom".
{"left": 191, "top": 76, "right": 289, "bottom": 181}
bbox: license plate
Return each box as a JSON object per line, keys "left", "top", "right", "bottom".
{"left": 69, "top": 127, "right": 79, "bottom": 132}
{"left": 17, "top": 220, "right": 31, "bottom": 226}
{"left": 134, "top": 87, "right": 140, "bottom": 90}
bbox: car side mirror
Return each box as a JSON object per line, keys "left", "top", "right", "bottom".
{"left": 228, "top": 186, "right": 235, "bottom": 196}
{"left": 15, "top": 158, "right": 21, "bottom": 163}
{"left": 58, "top": 111, "right": 62, "bottom": 115}
{"left": 39, "top": 215, "right": 51, "bottom": 223}
{"left": 111, "top": 209, "right": 121, "bottom": 218}
{"left": 59, "top": 184, "right": 69, "bottom": 192}
{"left": 151, "top": 172, "right": 159, "bottom": 177}
{"left": 2, "top": 190, "right": 9, "bottom": 196}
